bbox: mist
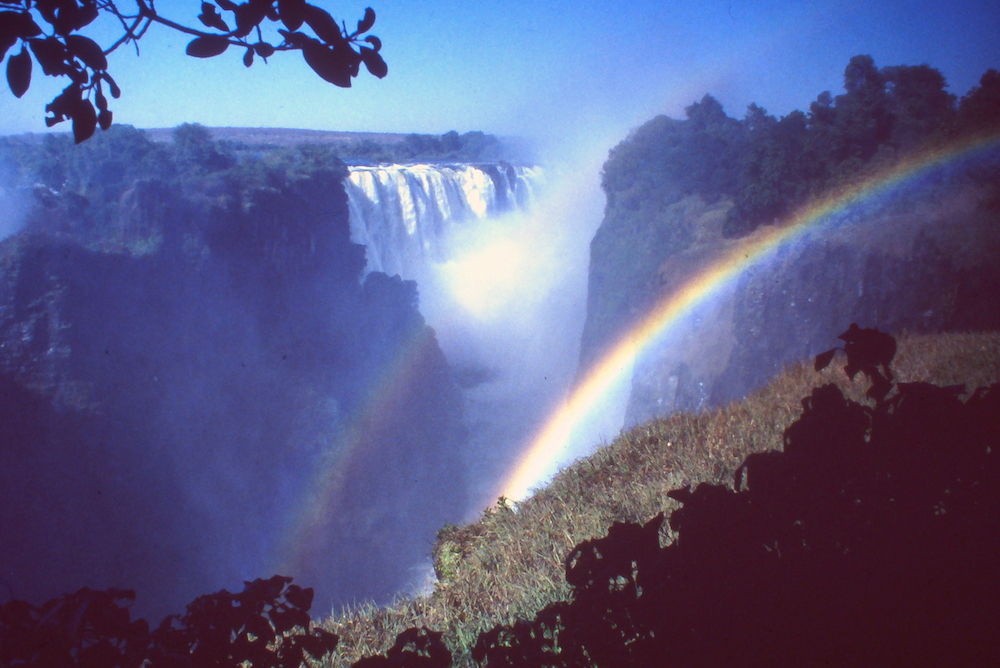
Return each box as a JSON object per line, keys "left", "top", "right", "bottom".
{"left": 0, "top": 165, "right": 29, "bottom": 242}
{"left": 414, "top": 153, "right": 624, "bottom": 511}
{"left": 342, "top": 143, "right": 632, "bottom": 523}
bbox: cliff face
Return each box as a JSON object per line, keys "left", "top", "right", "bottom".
{"left": 583, "top": 160, "right": 1000, "bottom": 430}
{"left": 709, "top": 188, "right": 1000, "bottom": 408}
{"left": 584, "top": 62, "right": 1000, "bottom": 424}
{"left": 0, "top": 147, "right": 466, "bottom": 620}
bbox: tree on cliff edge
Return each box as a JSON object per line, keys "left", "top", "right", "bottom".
{"left": 1, "top": 0, "right": 387, "bottom": 143}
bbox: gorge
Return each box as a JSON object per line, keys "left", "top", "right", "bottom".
{"left": 0, "top": 128, "right": 608, "bottom": 622}
{"left": 0, "top": 129, "right": 550, "bottom": 621}
{"left": 1, "top": 57, "right": 998, "bottom": 629}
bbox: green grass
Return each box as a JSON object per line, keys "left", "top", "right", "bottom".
{"left": 315, "top": 330, "right": 1000, "bottom": 667}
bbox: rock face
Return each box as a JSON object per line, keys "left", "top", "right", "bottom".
{"left": 585, "top": 171, "right": 1000, "bottom": 431}
{"left": 0, "top": 148, "right": 466, "bottom": 621}
{"left": 709, "top": 197, "right": 1000, "bottom": 408}
{"left": 583, "top": 61, "right": 1000, "bottom": 428}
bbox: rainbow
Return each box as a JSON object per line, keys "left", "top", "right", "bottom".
{"left": 498, "top": 132, "right": 1000, "bottom": 503}
{"left": 274, "top": 323, "right": 442, "bottom": 579}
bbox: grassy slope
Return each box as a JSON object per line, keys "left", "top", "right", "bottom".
{"left": 317, "top": 330, "right": 1000, "bottom": 667}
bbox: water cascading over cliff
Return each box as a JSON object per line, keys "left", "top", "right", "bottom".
{"left": 344, "top": 163, "right": 542, "bottom": 280}
{"left": 343, "top": 161, "right": 610, "bottom": 513}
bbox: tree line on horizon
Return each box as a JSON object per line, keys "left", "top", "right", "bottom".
{"left": 602, "top": 56, "right": 1000, "bottom": 240}
{"left": 345, "top": 130, "right": 505, "bottom": 163}
{"left": 0, "top": 122, "right": 511, "bottom": 249}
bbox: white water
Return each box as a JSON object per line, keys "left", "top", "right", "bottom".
{"left": 345, "top": 163, "right": 543, "bottom": 279}
{"left": 345, "top": 161, "right": 622, "bottom": 515}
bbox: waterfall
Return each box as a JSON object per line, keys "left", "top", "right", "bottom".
{"left": 344, "top": 158, "right": 612, "bottom": 516}
{"left": 345, "top": 163, "right": 544, "bottom": 278}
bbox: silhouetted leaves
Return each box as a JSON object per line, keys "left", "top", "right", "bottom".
{"left": 354, "top": 627, "right": 451, "bottom": 668}
{"left": 232, "top": 0, "right": 269, "bottom": 38}
{"left": 278, "top": 0, "right": 306, "bottom": 31}
{"left": 65, "top": 33, "right": 106, "bottom": 70}
{"left": 102, "top": 71, "right": 120, "bottom": 98}
{"left": 298, "top": 629, "right": 339, "bottom": 659}
{"left": 361, "top": 46, "right": 387, "bottom": 78}
{"left": 565, "top": 513, "right": 662, "bottom": 594}
{"left": 302, "top": 3, "right": 344, "bottom": 44}
{"left": 0, "top": 587, "right": 150, "bottom": 668}
{"left": 72, "top": 95, "right": 97, "bottom": 143}
{"left": 811, "top": 324, "right": 898, "bottom": 403}
{"left": 254, "top": 41, "right": 275, "bottom": 57}
{"left": 813, "top": 347, "right": 836, "bottom": 371}
{"left": 246, "top": 614, "right": 277, "bottom": 643}
{"left": 6, "top": 1, "right": 387, "bottom": 140}
{"left": 284, "top": 583, "right": 315, "bottom": 611}
{"left": 6, "top": 45, "right": 31, "bottom": 97}
{"left": 837, "top": 323, "right": 896, "bottom": 403}
{"left": 198, "top": 2, "right": 231, "bottom": 32}
{"left": 1, "top": 11, "right": 42, "bottom": 59}
{"left": 186, "top": 34, "right": 231, "bottom": 58}
{"left": 0, "top": 574, "right": 346, "bottom": 667}
{"left": 37, "top": 0, "right": 99, "bottom": 36}
{"left": 29, "top": 35, "right": 71, "bottom": 75}
{"left": 302, "top": 38, "right": 354, "bottom": 87}
{"left": 144, "top": 575, "right": 339, "bottom": 667}
{"left": 356, "top": 7, "right": 376, "bottom": 35}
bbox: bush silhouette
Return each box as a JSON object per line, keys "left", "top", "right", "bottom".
{"left": 0, "top": 575, "right": 339, "bottom": 668}
{"left": 474, "top": 324, "right": 1000, "bottom": 667}
{"left": 352, "top": 627, "right": 451, "bottom": 668}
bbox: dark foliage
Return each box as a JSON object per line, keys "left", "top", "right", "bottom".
{"left": 723, "top": 57, "right": 998, "bottom": 236}
{"left": 601, "top": 95, "right": 745, "bottom": 211}
{"left": 957, "top": 69, "right": 1000, "bottom": 136}
{"left": 582, "top": 95, "right": 746, "bottom": 371}
{"left": 145, "top": 575, "right": 339, "bottom": 668}
{"left": 2, "top": 0, "right": 385, "bottom": 142}
{"left": 346, "top": 130, "right": 505, "bottom": 163}
{"left": 598, "top": 55, "right": 1000, "bottom": 241}
{"left": 0, "top": 587, "right": 151, "bottom": 668}
{"left": 814, "top": 322, "right": 897, "bottom": 403}
{"left": 474, "top": 325, "right": 1000, "bottom": 667}
{"left": 353, "top": 627, "right": 451, "bottom": 668}
{"left": 0, "top": 576, "right": 339, "bottom": 668}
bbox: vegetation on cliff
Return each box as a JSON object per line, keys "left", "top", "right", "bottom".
{"left": 581, "top": 56, "right": 1000, "bottom": 376}
{"left": 601, "top": 57, "right": 999, "bottom": 241}
{"left": 340, "top": 130, "right": 506, "bottom": 163}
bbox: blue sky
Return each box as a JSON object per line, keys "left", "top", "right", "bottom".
{"left": 1, "top": 0, "right": 998, "bottom": 152}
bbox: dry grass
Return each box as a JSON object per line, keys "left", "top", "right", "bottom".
{"left": 315, "top": 330, "right": 1000, "bottom": 667}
